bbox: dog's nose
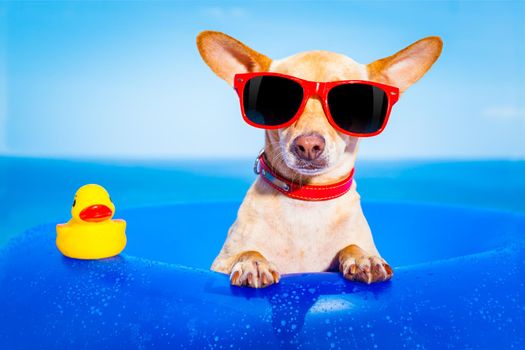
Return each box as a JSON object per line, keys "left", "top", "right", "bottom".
{"left": 292, "top": 133, "right": 326, "bottom": 161}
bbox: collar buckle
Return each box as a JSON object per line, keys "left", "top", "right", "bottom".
{"left": 254, "top": 150, "right": 291, "bottom": 192}
{"left": 261, "top": 168, "right": 291, "bottom": 192}
{"left": 253, "top": 149, "right": 265, "bottom": 175}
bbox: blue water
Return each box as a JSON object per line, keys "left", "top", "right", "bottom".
{"left": 0, "top": 156, "right": 523, "bottom": 246}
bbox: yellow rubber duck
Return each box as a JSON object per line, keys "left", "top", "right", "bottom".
{"left": 56, "top": 184, "right": 127, "bottom": 259}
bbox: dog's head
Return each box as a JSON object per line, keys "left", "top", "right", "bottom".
{"left": 197, "top": 31, "right": 442, "bottom": 183}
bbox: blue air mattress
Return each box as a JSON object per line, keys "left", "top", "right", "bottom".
{"left": 0, "top": 202, "right": 523, "bottom": 349}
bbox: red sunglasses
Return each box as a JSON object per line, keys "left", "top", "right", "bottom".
{"left": 234, "top": 72, "right": 399, "bottom": 137}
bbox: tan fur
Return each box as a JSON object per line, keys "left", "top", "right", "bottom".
{"left": 196, "top": 31, "right": 271, "bottom": 85}
{"left": 230, "top": 251, "right": 280, "bottom": 288}
{"left": 196, "top": 31, "right": 442, "bottom": 287}
{"left": 368, "top": 36, "right": 443, "bottom": 93}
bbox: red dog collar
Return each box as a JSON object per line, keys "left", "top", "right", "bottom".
{"left": 254, "top": 152, "right": 354, "bottom": 201}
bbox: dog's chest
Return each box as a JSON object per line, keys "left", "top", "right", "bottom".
{"left": 262, "top": 197, "right": 353, "bottom": 273}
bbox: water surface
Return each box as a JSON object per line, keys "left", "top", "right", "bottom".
{"left": 0, "top": 157, "right": 523, "bottom": 246}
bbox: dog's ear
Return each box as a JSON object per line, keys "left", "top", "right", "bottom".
{"left": 197, "top": 31, "right": 272, "bottom": 86}
{"left": 368, "top": 36, "right": 443, "bottom": 93}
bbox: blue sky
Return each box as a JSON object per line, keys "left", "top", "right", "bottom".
{"left": 1, "top": 1, "right": 524, "bottom": 159}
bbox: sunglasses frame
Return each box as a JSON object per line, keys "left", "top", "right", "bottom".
{"left": 234, "top": 72, "right": 400, "bottom": 137}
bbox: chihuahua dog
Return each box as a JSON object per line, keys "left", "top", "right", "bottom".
{"left": 197, "top": 31, "right": 442, "bottom": 288}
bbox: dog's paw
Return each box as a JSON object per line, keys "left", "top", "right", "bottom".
{"left": 230, "top": 253, "right": 280, "bottom": 288}
{"left": 340, "top": 255, "right": 393, "bottom": 284}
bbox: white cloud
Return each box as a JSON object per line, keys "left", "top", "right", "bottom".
{"left": 201, "top": 6, "right": 247, "bottom": 20}
{"left": 483, "top": 105, "right": 525, "bottom": 120}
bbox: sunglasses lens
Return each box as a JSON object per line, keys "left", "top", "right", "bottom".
{"left": 242, "top": 76, "right": 304, "bottom": 127}
{"left": 327, "top": 84, "right": 388, "bottom": 135}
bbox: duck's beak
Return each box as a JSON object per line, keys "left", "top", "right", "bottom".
{"left": 79, "top": 204, "right": 113, "bottom": 222}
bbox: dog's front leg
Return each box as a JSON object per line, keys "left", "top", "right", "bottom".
{"left": 338, "top": 244, "right": 393, "bottom": 284}
{"left": 229, "top": 251, "right": 280, "bottom": 288}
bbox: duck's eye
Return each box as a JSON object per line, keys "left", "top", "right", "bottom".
{"left": 72, "top": 199, "right": 76, "bottom": 207}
